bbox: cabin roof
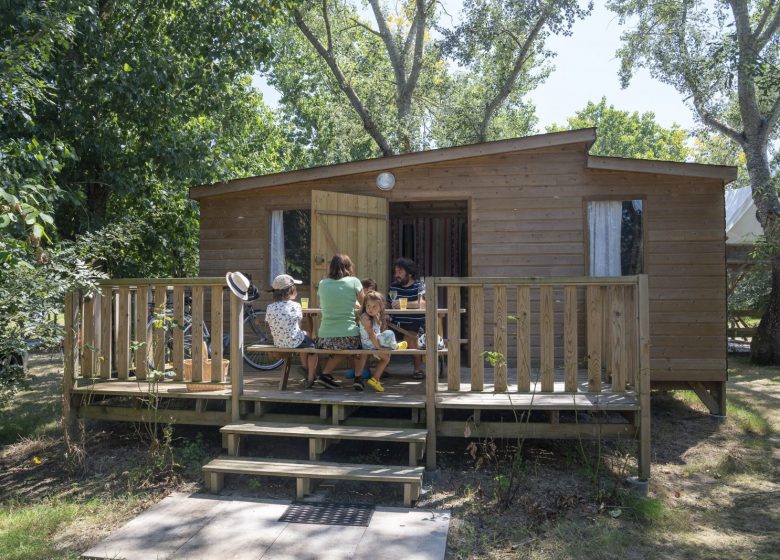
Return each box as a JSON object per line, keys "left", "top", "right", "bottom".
{"left": 190, "top": 128, "right": 737, "bottom": 200}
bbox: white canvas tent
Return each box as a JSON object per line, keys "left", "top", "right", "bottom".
{"left": 726, "top": 186, "right": 762, "bottom": 244}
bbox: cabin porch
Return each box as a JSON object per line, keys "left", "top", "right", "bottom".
{"left": 63, "top": 275, "right": 650, "bottom": 504}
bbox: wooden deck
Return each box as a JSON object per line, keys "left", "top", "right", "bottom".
{"left": 63, "top": 274, "right": 652, "bottom": 502}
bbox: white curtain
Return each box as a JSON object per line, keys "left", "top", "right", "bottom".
{"left": 588, "top": 201, "right": 623, "bottom": 276}
{"left": 269, "top": 210, "right": 285, "bottom": 284}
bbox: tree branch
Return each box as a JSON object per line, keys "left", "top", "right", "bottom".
{"left": 322, "top": 0, "right": 333, "bottom": 52}
{"left": 754, "top": 0, "right": 780, "bottom": 50}
{"left": 477, "top": 10, "right": 548, "bottom": 142}
{"left": 404, "top": 0, "right": 428, "bottom": 103}
{"left": 764, "top": 94, "right": 780, "bottom": 143}
{"left": 692, "top": 97, "right": 746, "bottom": 146}
{"left": 728, "top": 0, "right": 763, "bottom": 138}
{"left": 368, "top": 0, "right": 405, "bottom": 91}
{"left": 293, "top": 10, "right": 394, "bottom": 156}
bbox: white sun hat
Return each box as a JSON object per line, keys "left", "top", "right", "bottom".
{"left": 225, "top": 271, "right": 253, "bottom": 300}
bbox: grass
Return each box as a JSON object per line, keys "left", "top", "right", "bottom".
{"left": 0, "top": 500, "right": 82, "bottom": 560}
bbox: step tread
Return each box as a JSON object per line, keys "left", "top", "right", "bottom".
{"left": 221, "top": 422, "right": 427, "bottom": 442}
{"left": 203, "top": 456, "right": 424, "bottom": 483}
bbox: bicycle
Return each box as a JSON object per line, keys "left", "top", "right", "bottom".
{"left": 145, "top": 295, "right": 211, "bottom": 370}
{"left": 241, "top": 302, "right": 284, "bottom": 371}
{"left": 144, "top": 282, "right": 284, "bottom": 372}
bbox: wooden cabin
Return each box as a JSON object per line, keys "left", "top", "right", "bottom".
{"left": 191, "top": 128, "right": 736, "bottom": 414}
{"left": 62, "top": 128, "right": 735, "bottom": 503}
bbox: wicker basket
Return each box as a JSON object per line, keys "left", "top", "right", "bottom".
{"left": 185, "top": 382, "right": 228, "bottom": 392}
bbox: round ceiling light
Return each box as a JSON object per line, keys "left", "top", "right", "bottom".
{"left": 376, "top": 171, "right": 396, "bottom": 191}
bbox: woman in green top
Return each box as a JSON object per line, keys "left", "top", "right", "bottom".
{"left": 314, "top": 254, "right": 365, "bottom": 388}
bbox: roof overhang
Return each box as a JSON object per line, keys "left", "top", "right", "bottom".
{"left": 587, "top": 155, "right": 737, "bottom": 182}
{"left": 190, "top": 128, "right": 739, "bottom": 200}
{"left": 190, "top": 128, "right": 597, "bottom": 200}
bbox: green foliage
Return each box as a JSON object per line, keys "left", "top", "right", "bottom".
{"left": 547, "top": 97, "right": 689, "bottom": 160}
{"left": 437, "top": 0, "right": 590, "bottom": 143}
{"left": 0, "top": 500, "right": 82, "bottom": 560}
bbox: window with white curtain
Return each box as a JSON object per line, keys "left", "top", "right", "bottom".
{"left": 587, "top": 200, "right": 643, "bottom": 276}
{"left": 269, "top": 209, "right": 311, "bottom": 286}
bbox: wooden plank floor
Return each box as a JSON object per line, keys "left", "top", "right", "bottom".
{"left": 72, "top": 361, "right": 638, "bottom": 411}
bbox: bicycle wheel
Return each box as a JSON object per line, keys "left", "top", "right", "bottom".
{"left": 242, "top": 311, "right": 283, "bottom": 370}
{"left": 146, "top": 317, "right": 210, "bottom": 371}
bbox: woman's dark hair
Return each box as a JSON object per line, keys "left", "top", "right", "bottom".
{"left": 361, "top": 277, "right": 377, "bottom": 291}
{"left": 393, "top": 257, "right": 418, "bottom": 279}
{"left": 328, "top": 254, "right": 354, "bottom": 280}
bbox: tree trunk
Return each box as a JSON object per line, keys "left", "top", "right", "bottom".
{"left": 85, "top": 182, "right": 108, "bottom": 230}
{"left": 751, "top": 258, "right": 780, "bottom": 364}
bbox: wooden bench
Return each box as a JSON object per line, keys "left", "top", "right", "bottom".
{"left": 221, "top": 421, "right": 427, "bottom": 465}
{"left": 202, "top": 456, "right": 425, "bottom": 506}
{"left": 246, "top": 345, "right": 448, "bottom": 390}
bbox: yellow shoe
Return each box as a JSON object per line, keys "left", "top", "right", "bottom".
{"left": 366, "top": 377, "right": 385, "bottom": 392}
{"left": 396, "top": 341, "right": 408, "bottom": 350}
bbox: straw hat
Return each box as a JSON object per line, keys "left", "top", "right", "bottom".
{"left": 225, "top": 271, "right": 252, "bottom": 300}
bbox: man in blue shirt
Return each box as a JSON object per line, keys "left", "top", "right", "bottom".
{"left": 388, "top": 258, "right": 426, "bottom": 379}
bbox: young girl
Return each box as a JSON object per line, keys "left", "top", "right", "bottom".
{"left": 265, "top": 274, "right": 319, "bottom": 389}
{"left": 355, "top": 290, "right": 407, "bottom": 392}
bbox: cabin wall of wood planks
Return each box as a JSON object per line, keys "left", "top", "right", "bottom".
{"left": 198, "top": 142, "right": 727, "bottom": 385}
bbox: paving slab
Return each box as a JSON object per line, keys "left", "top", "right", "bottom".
{"left": 81, "top": 493, "right": 450, "bottom": 560}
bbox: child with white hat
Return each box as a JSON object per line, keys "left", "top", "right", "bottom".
{"left": 265, "top": 274, "right": 319, "bottom": 388}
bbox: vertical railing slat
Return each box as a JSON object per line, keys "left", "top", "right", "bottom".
{"left": 211, "top": 285, "right": 224, "bottom": 383}
{"left": 172, "top": 286, "right": 185, "bottom": 381}
{"left": 100, "top": 285, "right": 113, "bottom": 379}
{"left": 540, "top": 285, "right": 554, "bottom": 392}
{"left": 469, "top": 286, "right": 484, "bottom": 391}
{"left": 564, "top": 285, "right": 578, "bottom": 392}
{"left": 116, "top": 286, "right": 130, "bottom": 380}
{"left": 135, "top": 285, "right": 148, "bottom": 380}
{"left": 82, "top": 295, "right": 95, "bottom": 378}
{"left": 447, "top": 287, "right": 461, "bottom": 391}
{"left": 625, "top": 284, "right": 637, "bottom": 389}
{"left": 610, "top": 285, "right": 626, "bottom": 392}
{"left": 425, "top": 277, "right": 438, "bottom": 470}
{"left": 153, "top": 284, "right": 167, "bottom": 373}
{"left": 638, "top": 275, "right": 651, "bottom": 481}
{"left": 516, "top": 286, "right": 530, "bottom": 392}
{"left": 586, "top": 285, "right": 602, "bottom": 392}
{"left": 493, "top": 286, "right": 508, "bottom": 392}
{"left": 191, "top": 286, "right": 204, "bottom": 382}
{"left": 230, "top": 293, "right": 244, "bottom": 422}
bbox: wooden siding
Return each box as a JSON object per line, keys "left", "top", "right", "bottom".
{"left": 198, "top": 143, "right": 727, "bottom": 384}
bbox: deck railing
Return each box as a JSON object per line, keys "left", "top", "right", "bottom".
{"left": 64, "top": 278, "right": 241, "bottom": 385}
{"left": 423, "top": 275, "right": 651, "bottom": 476}
{"left": 424, "top": 275, "right": 650, "bottom": 395}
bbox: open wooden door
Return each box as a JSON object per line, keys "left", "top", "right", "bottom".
{"left": 310, "top": 190, "right": 388, "bottom": 305}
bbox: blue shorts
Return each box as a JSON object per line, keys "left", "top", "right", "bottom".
{"left": 296, "top": 334, "right": 316, "bottom": 349}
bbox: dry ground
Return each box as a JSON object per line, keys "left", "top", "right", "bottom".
{"left": 0, "top": 354, "right": 778, "bottom": 559}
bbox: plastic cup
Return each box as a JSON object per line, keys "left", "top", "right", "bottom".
{"left": 301, "top": 298, "right": 309, "bottom": 309}
{"left": 399, "top": 297, "right": 408, "bottom": 310}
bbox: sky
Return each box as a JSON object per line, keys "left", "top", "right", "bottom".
{"left": 253, "top": 1, "right": 698, "bottom": 132}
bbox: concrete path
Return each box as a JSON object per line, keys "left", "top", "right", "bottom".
{"left": 82, "top": 493, "right": 450, "bottom": 560}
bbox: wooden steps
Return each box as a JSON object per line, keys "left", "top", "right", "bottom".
{"left": 221, "top": 422, "right": 427, "bottom": 465}
{"left": 203, "top": 456, "right": 424, "bottom": 507}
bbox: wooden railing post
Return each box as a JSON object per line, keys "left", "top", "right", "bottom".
{"left": 493, "top": 285, "right": 508, "bottom": 392}
{"left": 447, "top": 286, "right": 461, "bottom": 391}
{"left": 211, "top": 285, "right": 224, "bottom": 383}
{"left": 540, "top": 285, "right": 554, "bottom": 392}
{"left": 191, "top": 286, "right": 204, "bottom": 382}
{"left": 469, "top": 286, "right": 484, "bottom": 391}
{"left": 516, "top": 286, "right": 530, "bottom": 392}
{"left": 230, "top": 292, "right": 244, "bottom": 422}
{"left": 425, "top": 277, "right": 438, "bottom": 470}
{"left": 563, "top": 286, "right": 578, "bottom": 392}
{"left": 135, "top": 285, "right": 148, "bottom": 380}
{"left": 637, "top": 274, "right": 651, "bottom": 481}
{"left": 100, "top": 285, "right": 113, "bottom": 379}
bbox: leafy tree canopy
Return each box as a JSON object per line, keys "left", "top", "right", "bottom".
{"left": 547, "top": 97, "right": 689, "bottom": 161}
